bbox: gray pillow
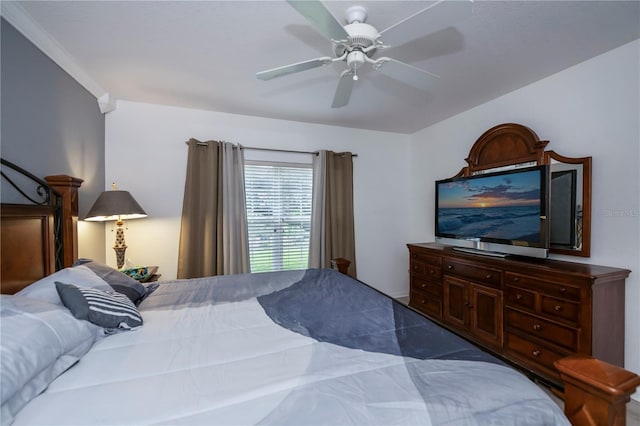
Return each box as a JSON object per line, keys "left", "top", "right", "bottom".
{"left": 55, "top": 281, "right": 143, "bottom": 330}
{"left": 16, "top": 265, "right": 112, "bottom": 306}
{"left": 74, "top": 259, "right": 148, "bottom": 304}
{"left": 0, "top": 295, "right": 100, "bottom": 423}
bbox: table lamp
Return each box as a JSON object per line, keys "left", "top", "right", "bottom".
{"left": 85, "top": 183, "right": 147, "bottom": 269}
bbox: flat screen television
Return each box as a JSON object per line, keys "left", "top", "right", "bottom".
{"left": 435, "top": 165, "right": 549, "bottom": 258}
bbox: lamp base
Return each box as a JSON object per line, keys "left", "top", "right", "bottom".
{"left": 114, "top": 247, "right": 127, "bottom": 270}
{"left": 114, "top": 220, "right": 127, "bottom": 270}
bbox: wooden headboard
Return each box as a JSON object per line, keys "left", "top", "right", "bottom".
{"left": 1, "top": 159, "right": 82, "bottom": 294}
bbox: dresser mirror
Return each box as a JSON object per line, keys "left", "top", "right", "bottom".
{"left": 462, "top": 123, "right": 592, "bottom": 257}
{"left": 544, "top": 151, "right": 591, "bottom": 257}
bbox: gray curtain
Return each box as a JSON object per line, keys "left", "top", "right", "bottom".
{"left": 309, "top": 150, "right": 357, "bottom": 277}
{"left": 177, "top": 139, "right": 249, "bottom": 278}
{"left": 308, "top": 151, "right": 326, "bottom": 269}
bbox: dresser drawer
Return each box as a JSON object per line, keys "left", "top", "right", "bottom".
{"left": 410, "top": 250, "right": 442, "bottom": 266}
{"left": 505, "top": 308, "right": 578, "bottom": 351}
{"left": 443, "top": 259, "right": 502, "bottom": 288}
{"left": 505, "top": 285, "right": 536, "bottom": 311}
{"left": 412, "top": 278, "right": 441, "bottom": 296}
{"left": 411, "top": 261, "right": 441, "bottom": 281}
{"left": 410, "top": 289, "right": 442, "bottom": 318}
{"left": 506, "top": 333, "right": 567, "bottom": 373}
{"left": 504, "top": 272, "right": 580, "bottom": 301}
{"left": 541, "top": 296, "right": 579, "bottom": 323}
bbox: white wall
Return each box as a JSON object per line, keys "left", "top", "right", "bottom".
{"left": 409, "top": 40, "right": 640, "bottom": 398}
{"left": 105, "top": 101, "right": 412, "bottom": 297}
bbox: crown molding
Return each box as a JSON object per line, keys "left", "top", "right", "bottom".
{"left": 97, "top": 93, "right": 116, "bottom": 114}
{"left": 1, "top": 1, "right": 115, "bottom": 113}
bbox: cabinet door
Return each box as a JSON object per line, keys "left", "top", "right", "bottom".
{"left": 470, "top": 285, "right": 503, "bottom": 348}
{"left": 443, "top": 276, "right": 468, "bottom": 328}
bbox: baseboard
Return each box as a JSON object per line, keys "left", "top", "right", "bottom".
{"left": 395, "top": 297, "right": 410, "bottom": 306}
{"left": 382, "top": 288, "right": 408, "bottom": 299}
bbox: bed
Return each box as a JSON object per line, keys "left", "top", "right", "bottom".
{"left": 1, "top": 160, "right": 638, "bottom": 425}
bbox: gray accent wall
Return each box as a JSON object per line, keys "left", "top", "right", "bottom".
{"left": 1, "top": 18, "right": 106, "bottom": 261}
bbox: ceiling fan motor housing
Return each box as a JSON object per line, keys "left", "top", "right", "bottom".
{"left": 334, "top": 22, "right": 380, "bottom": 57}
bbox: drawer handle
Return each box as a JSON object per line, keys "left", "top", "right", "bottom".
{"left": 516, "top": 294, "right": 523, "bottom": 300}
{"left": 413, "top": 265, "right": 419, "bottom": 271}
{"left": 532, "top": 349, "right": 541, "bottom": 357}
{"left": 513, "top": 277, "right": 520, "bottom": 282}
{"left": 485, "top": 274, "right": 492, "bottom": 279}
{"left": 412, "top": 254, "right": 417, "bottom": 258}
{"left": 429, "top": 269, "right": 436, "bottom": 275}
{"left": 554, "top": 305, "right": 562, "bottom": 311}
{"left": 559, "top": 287, "right": 567, "bottom": 293}
{"left": 420, "top": 299, "right": 427, "bottom": 304}
{"left": 447, "top": 265, "right": 453, "bottom": 270}
{"left": 420, "top": 283, "right": 427, "bottom": 288}
{"left": 532, "top": 324, "right": 542, "bottom": 331}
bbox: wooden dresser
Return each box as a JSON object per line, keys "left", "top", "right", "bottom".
{"left": 408, "top": 242, "right": 630, "bottom": 386}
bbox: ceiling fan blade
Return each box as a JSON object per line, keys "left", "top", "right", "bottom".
{"left": 287, "top": 0, "right": 349, "bottom": 42}
{"left": 374, "top": 58, "right": 439, "bottom": 91}
{"left": 380, "top": 0, "right": 472, "bottom": 48}
{"left": 331, "top": 70, "right": 355, "bottom": 108}
{"left": 256, "top": 57, "right": 333, "bottom": 81}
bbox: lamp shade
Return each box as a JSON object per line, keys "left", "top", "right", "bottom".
{"left": 85, "top": 190, "right": 147, "bottom": 221}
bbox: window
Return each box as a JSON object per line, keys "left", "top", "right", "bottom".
{"left": 244, "top": 162, "right": 312, "bottom": 273}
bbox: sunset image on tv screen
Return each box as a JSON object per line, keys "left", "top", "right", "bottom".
{"left": 437, "top": 169, "right": 542, "bottom": 242}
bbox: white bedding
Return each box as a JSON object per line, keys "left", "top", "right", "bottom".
{"left": 10, "top": 269, "right": 568, "bottom": 425}
{"left": 14, "top": 299, "right": 434, "bottom": 425}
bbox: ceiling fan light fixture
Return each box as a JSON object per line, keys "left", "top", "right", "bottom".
{"left": 347, "top": 50, "right": 366, "bottom": 71}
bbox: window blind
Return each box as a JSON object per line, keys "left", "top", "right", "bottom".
{"left": 244, "top": 162, "right": 312, "bottom": 273}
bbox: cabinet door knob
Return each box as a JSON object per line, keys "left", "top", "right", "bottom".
{"left": 421, "top": 283, "right": 427, "bottom": 288}
{"left": 532, "top": 324, "right": 542, "bottom": 331}
{"left": 447, "top": 265, "right": 453, "bottom": 270}
{"left": 532, "top": 349, "right": 541, "bottom": 357}
{"left": 420, "top": 299, "right": 427, "bottom": 304}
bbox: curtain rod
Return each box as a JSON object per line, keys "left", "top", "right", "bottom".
{"left": 184, "top": 141, "right": 357, "bottom": 157}
{"left": 242, "top": 146, "right": 358, "bottom": 157}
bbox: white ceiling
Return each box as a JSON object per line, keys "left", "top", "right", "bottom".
{"left": 6, "top": 1, "right": 639, "bottom": 134}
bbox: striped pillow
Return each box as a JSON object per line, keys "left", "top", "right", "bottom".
{"left": 55, "top": 282, "right": 143, "bottom": 330}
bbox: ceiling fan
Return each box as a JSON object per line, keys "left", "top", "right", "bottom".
{"left": 256, "top": 0, "right": 472, "bottom": 108}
